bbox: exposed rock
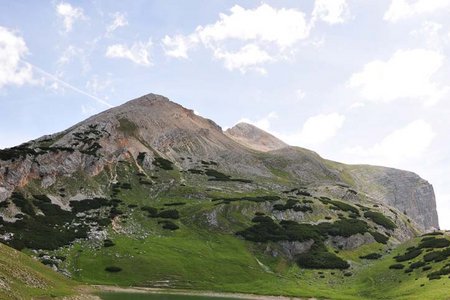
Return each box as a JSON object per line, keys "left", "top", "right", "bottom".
{"left": 225, "top": 122, "right": 288, "bottom": 152}
{"left": 328, "top": 233, "right": 376, "bottom": 250}
{"left": 0, "top": 92, "right": 439, "bottom": 234}
{"left": 279, "top": 240, "right": 315, "bottom": 259}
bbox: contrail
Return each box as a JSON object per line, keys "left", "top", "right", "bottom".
{"left": 23, "top": 60, "right": 113, "bottom": 108}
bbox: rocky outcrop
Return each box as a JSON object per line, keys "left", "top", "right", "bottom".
{"left": 345, "top": 165, "right": 439, "bottom": 231}
{"left": 225, "top": 122, "right": 287, "bottom": 152}
{"left": 0, "top": 93, "right": 440, "bottom": 232}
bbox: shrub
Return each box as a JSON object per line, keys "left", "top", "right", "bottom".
{"left": 364, "top": 211, "right": 397, "bottom": 230}
{"left": 389, "top": 264, "right": 405, "bottom": 269}
{"left": 103, "top": 239, "right": 115, "bottom": 247}
{"left": 423, "top": 248, "right": 450, "bottom": 262}
{"left": 419, "top": 238, "right": 450, "bottom": 249}
{"left": 141, "top": 206, "right": 158, "bottom": 217}
{"left": 360, "top": 253, "right": 382, "bottom": 260}
{"left": 394, "top": 248, "right": 422, "bottom": 262}
{"left": 157, "top": 209, "right": 180, "bottom": 219}
{"left": 164, "top": 202, "right": 186, "bottom": 207}
{"left": 105, "top": 266, "right": 122, "bottom": 273}
{"left": 318, "top": 197, "right": 359, "bottom": 214}
{"left": 318, "top": 219, "right": 368, "bottom": 237}
{"left": 410, "top": 261, "right": 426, "bottom": 269}
{"left": 158, "top": 220, "right": 179, "bottom": 230}
{"left": 422, "top": 231, "right": 443, "bottom": 237}
{"left": 423, "top": 266, "right": 432, "bottom": 271}
{"left": 153, "top": 157, "right": 174, "bottom": 170}
{"left": 297, "top": 245, "right": 349, "bottom": 270}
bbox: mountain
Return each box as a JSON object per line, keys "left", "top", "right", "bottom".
{"left": 225, "top": 122, "right": 288, "bottom": 152}
{"left": 0, "top": 93, "right": 444, "bottom": 299}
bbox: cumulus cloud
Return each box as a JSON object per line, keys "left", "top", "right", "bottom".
{"left": 312, "top": 0, "right": 350, "bottom": 24}
{"left": 162, "top": 34, "right": 199, "bottom": 59}
{"left": 105, "top": 40, "right": 153, "bottom": 66}
{"left": 345, "top": 120, "right": 435, "bottom": 165}
{"left": 107, "top": 12, "right": 128, "bottom": 34}
{"left": 238, "top": 112, "right": 278, "bottom": 131}
{"left": 0, "top": 26, "right": 33, "bottom": 89}
{"left": 384, "top": 0, "right": 450, "bottom": 22}
{"left": 348, "top": 49, "right": 448, "bottom": 106}
{"left": 280, "top": 113, "right": 345, "bottom": 146}
{"left": 162, "top": 2, "right": 349, "bottom": 73}
{"left": 56, "top": 2, "right": 85, "bottom": 32}
{"left": 213, "top": 44, "right": 272, "bottom": 73}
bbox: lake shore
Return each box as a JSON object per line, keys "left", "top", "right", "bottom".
{"left": 94, "top": 285, "right": 316, "bottom": 300}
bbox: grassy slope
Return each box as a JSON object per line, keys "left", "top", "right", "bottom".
{"left": 0, "top": 243, "right": 78, "bottom": 300}
{"left": 6, "top": 159, "right": 450, "bottom": 299}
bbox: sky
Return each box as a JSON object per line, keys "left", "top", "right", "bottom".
{"left": 0, "top": 0, "right": 449, "bottom": 227}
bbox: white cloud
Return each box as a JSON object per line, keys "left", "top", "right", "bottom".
{"left": 213, "top": 44, "right": 272, "bottom": 73}
{"left": 196, "top": 4, "right": 310, "bottom": 49}
{"left": 312, "top": 0, "right": 350, "bottom": 24}
{"left": 0, "top": 26, "right": 33, "bottom": 89}
{"left": 85, "top": 75, "right": 113, "bottom": 98}
{"left": 238, "top": 112, "right": 278, "bottom": 131}
{"left": 239, "top": 112, "right": 345, "bottom": 146}
{"left": 57, "top": 45, "right": 90, "bottom": 72}
{"left": 296, "top": 89, "right": 306, "bottom": 100}
{"left": 107, "top": 12, "right": 128, "bottom": 34}
{"left": 163, "top": 3, "right": 351, "bottom": 72}
{"left": 384, "top": 0, "right": 450, "bottom": 22}
{"left": 162, "top": 34, "right": 198, "bottom": 59}
{"left": 281, "top": 113, "right": 345, "bottom": 146}
{"left": 162, "top": 4, "right": 313, "bottom": 73}
{"left": 56, "top": 2, "right": 85, "bottom": 32}
{"left": 410, "top": 22, "right": 447, "bottom": 50}
{"left": 345, "top": 120, "right": 435, "bottom": 165}
{"left": 348, "top": 49, "right": 447, "bottom": 106}
{"left": 105, "top": 40, "right": 153, "bottom": 66}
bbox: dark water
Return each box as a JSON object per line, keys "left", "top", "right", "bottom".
{"left": 98, "top": 292, "right": 242, "bottom": 300}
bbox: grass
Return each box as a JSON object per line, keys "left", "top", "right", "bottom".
{"left": 0, "top": 243, "right": 78, "bottom": 300}
{"left": 4, "top": 155, "right": 450, "bottom": 299}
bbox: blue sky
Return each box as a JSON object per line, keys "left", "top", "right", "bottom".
{"left": 0, "top": 0, "right": 449, "bottom": 228}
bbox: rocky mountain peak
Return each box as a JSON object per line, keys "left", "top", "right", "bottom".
{"left": 225, "top": 122, "right": 288, "bottom": 152}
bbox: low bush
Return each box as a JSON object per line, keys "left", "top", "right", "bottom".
{"left": 360, "top": 253, "right": 382, "bottom": 260}
{"left": 419, "top": 238, "right": 450, "bottom": 249}
{"left": 423, "top": 247, "right": 450, "bottom": 262}
{"left": 152, "top": 157, "right": 174, "bottom": 170}
{"left": 103, "top": 239, "right": 115, "bottom": 247}
{"left": 394, "top": 247, "right": 422, "bottom": 262}
{"left": 157, "top": 209, "right": 180, "bottom": 219}
{"left": 164, "top": 202, "right": 186, "bottom": 206}
{"left": 364, "top": 211, "right": 397, "bottom": 230}
{"left": 318, "top": 197, "right": 359, "bottom": 214}
{"left": 410, "top": 261, "right": 426, "bottom": 269}
{"left": 318, "top": 219, "right": 368, "bottom": 237}
{"left": 105, "top": 266, "right": 122, "bottom": 273}
{"left": 141, "top": 206, "right": 158, "bottom": 217}
{"left": 369, "top": 231, "right": 389, "bottom": 244}
{"left": 158, "top": 220, "right": 179, "bottom": 230}
{"left": 389, "top": 263, "right": 405, "bottom": 269}
{"left": 297, "top": 244, "right": 349, "bottom": 270}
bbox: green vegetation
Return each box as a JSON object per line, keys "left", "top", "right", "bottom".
{"left": 360, "top": 253, "right": 382, "bottom": 260}
{"left": 297, "top": 244, "right": 350, "bottom": 269}
{"left": 364, "top": 211, "right": 397, "bottom": 230}
{"left": 0, "top": 243, "right": 78, "bottom": 300}
{"left": 319, "top": 197, "right": 359, "bottom": 214}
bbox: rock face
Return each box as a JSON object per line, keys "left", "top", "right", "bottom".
{"left": 225, "top": 122, "right": 288, "bottom": 152}
{"left": 345, "top": 165, "right": 439, "bottom": 231}
{"left": 0, "top": 93, "right": 440, "bottom": 232}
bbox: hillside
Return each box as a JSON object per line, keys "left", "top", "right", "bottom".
{"left": 0, "top": 242, "right": 82, "bottom": 299}
{"left": 0, "top": 93, "right": 444, "bottom": 299}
